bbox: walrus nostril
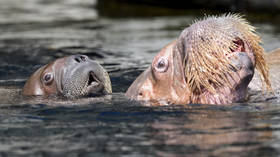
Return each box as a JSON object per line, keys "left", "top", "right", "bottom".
{"left": 74, "top": 55, "right": 87, "bottom": 63}
{"left": 74, "top": 57, "right": 80, "bottom": 63}
{"left": 80, "top": 55, "right": 86, "bottom": 62}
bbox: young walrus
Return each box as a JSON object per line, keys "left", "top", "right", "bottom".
{"left": 126, "top": 14, "right": 271, "bottom": 105}
{"left": 23, "top": 55, "right": 112, "bottom": 98}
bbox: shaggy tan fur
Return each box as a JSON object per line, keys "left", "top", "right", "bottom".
{"left": 178, "top": 14, "right": 271, "bottom": 96}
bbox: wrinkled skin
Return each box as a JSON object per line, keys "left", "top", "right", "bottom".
{"left": 23, "top": 55, "right": 112, "bottom": 98}
{"left": 126, "top": 39, "right": 256, "bottom": 105}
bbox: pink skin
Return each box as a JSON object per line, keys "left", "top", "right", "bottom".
{"left": 125, "top": 39, "right": 255, "bottom": 105}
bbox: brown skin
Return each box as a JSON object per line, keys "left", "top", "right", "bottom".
{"left": 23, "top": 55, "right": 112, "bottom": 98}
{"left": 126, "top": 41, "right": 191, "bottom": 104}
{"left": 23, "top": 58, "right": 64, "bottom": 96}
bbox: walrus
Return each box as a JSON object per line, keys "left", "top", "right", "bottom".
{"left": 126, "top": 14, "right": 272, "bottom": 105}
{"left": 22, "top": 55, "right": 112, "bottom": 98}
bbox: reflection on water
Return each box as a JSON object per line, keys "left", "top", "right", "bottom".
{"left": 0, "top": 100, "right": 279, "bottom": 156}
{"left": 0, "top": 0, "right": 280, "bottom": 156}
{"left": 0, "top": 0, "right": 97, "bottom": 24}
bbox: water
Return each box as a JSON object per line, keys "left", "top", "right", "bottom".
{"left": 0, "top": 0, "right": 280, "bottom": 156}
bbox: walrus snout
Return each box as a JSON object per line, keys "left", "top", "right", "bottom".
{"left": 62, "top": 55, "right": 112, "bottom": 98}
{"left": 229, "top": 51, "right": 254, "bottom": 87}
{"left": 74, "top": 55, "right": 88, "bottom": 63}
{"left": 23, "top": 54, "right": 112, "bottom": 98}
{"left": 229, "top": 52, "right": 254, "bottom": 73}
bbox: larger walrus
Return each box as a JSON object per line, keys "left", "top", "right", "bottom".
{"left": 126, "top": 14, "right": 272, "bottom": 105}
{"left": 22, "top": 55, "right": 112, "bottom": 98}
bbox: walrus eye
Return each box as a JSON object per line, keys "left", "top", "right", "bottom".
{"left": 43, "top": 73, "right": 53, "bottom": 85}
{"left": 154, "top": 57, "right": 168, "bottom": 73}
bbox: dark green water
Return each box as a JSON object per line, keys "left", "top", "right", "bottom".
{"left": 0, "top": 0, "right": 280, "bottom": 156}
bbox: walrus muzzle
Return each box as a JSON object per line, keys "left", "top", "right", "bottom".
{"left": 23, "top": 55, "right": 112, "bottom": 98}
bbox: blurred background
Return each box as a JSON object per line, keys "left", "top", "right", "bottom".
{"left": 97, "top": 0, "right": 280, "bottom": 17}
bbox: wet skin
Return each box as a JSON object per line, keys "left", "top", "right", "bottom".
{"left": 126, "top": 39, "right": 255, "bottom": 105}
{"left": 22, "top": 55, "right": 112, "bottom": 98}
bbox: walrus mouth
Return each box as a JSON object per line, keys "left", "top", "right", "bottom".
{"left": 84, "top": 71, "right": 106, "bottom": 96}
{"left": 84, "top": 71, "right": 107, "bottom": 96}
{"left": 88, "top": 71, "right": 100, "bottom": 87}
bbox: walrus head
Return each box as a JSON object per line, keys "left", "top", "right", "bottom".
{"left": 22, "top": 55, "right": 112, "bottom": 98}
{"left": 126, "top": 14, "right": 271, "bottom": 105}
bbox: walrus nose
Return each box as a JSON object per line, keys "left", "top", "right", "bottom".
{"left": 229, "top": 52, "right": 254, "bottom": 72}
{"left": 74, "top": 55, "right": 88, "bottom": 63}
